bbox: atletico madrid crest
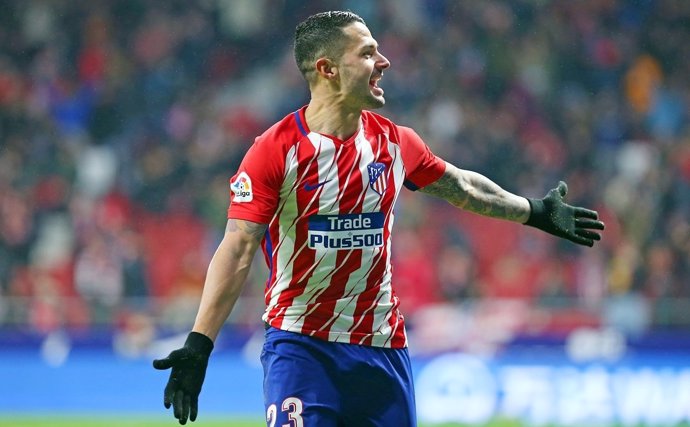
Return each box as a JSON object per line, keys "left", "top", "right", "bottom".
{"left": 367, "top": 162, "right": 387, "bottom": 196}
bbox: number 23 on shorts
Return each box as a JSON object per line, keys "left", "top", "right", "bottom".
{"left": 266, "top": 397, "right": 304, "bottom": 427}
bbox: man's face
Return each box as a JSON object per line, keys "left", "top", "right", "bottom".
{"left": 335, "top": 22, "right": 391, "bottom": 110}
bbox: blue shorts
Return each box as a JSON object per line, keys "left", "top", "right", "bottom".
{"left": 260, "top": 326, "right": 416, "bottom": 427}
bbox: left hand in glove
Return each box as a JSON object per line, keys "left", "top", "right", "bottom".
{"left": 525, "top": 181, "right": 605, "bottom": 247}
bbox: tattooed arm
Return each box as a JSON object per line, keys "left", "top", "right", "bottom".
{"left": 192, "top": 219, "right": 267, "bottom": 341}
{"left": 420, "top": 162, "right": 531, "bottom": 223}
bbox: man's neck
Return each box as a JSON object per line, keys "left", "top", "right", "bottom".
{"left": 304, "top": 95, "right": 362, "bottom": 140}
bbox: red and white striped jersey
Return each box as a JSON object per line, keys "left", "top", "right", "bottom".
{"left": 227, "top": 106, "right": 445, "bottom": 348}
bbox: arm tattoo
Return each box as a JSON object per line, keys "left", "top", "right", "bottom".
{"left": 420, "top": 172, "right": 470, "bottom": 207}
{"left": 225, "top": 219, "right": 268, "bottom": 241}
{"left": 420, "top": 166, "right": 530, "bottom": 223}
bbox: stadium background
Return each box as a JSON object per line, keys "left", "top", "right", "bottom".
{"left": 0, "top": 1, "right": 689, "bottom": 426}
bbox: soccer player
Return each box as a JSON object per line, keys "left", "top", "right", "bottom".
{"left": 153, "top": 10, "right": 605, "bottom": 426}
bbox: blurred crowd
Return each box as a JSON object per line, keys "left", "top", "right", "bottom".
{"left": 0, "top": 0, "right": 688, "bottom": 344}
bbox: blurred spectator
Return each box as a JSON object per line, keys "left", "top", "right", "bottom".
{"left": 74, "top": 232, "right": 123, "bottom": 323}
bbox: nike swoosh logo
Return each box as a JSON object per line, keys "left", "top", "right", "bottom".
{"left": 304, "top": 180, "right": 331, "bottom": 191}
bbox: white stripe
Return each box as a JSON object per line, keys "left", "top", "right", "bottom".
{"left": 363, "top": 135, "right": 405, "bottom": 347}
{"left": 267, "top": 142, "right": 307, "bottom": 262}
{"left": 265, "top": 138, "right": 332, "bottom": 322}
{"left": 322, "top": 131, "right": 381, "bottom": 341}
{"left": 325, "top": 132, "right": 400, "bottom": 342}
{"left": 264, "top": 144, "right": 300, "bottom": 319}
{"left": 279, "top": 133, "right": 341, "bottom": 332}
{"left": 270, "top": 136, "right": 333, "bottom": 294}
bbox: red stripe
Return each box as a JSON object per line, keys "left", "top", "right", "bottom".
{"left": 302, "top": 142, "right": 365, "bottom": 335}
{"left": 348, "top": 135, "right": 401, "bottom": 345}
{"left": 265, "top": 139, "right": 323, "bottom": 324}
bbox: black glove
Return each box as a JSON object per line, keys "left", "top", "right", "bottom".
{"left": 153, "top": 332, "right": 214, "bottom": 425}
{"left": 525, "top": 181, "right": 605, "bottom": 247}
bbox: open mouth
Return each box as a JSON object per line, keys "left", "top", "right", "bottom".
{"left": 369, "top": 75, "right": 384, "bottom": 94}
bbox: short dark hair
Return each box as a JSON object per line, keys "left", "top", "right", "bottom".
{"left": 294, "top": 11, "right": 366, "bottom": 80}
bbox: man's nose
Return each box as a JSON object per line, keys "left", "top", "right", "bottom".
{"left": 377, "top": 53, "right": 391, "bottom": 70}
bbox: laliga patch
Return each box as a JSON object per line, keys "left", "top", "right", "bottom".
{"left": 367, "top": 162, "right": 387, "bottom": 196}
{"left": 230, "top": 172, "right": 253, "bottom": 202}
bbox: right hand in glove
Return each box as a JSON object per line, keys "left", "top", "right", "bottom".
{"left": 153, "top": 332, "right": 214, "bottom": 425}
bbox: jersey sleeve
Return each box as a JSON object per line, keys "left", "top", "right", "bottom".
{"left": 397, "top": 126, "right": 446, "bottom": 190}
{"left": 227, "top": 138, "right": 284, "bottom": 224}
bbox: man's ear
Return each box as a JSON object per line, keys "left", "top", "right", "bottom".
{"left": 315, "top": 58, "right": 338, "bottom": 80}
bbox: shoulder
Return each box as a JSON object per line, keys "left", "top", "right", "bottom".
{"left": 253, "top": 109, "right": 305, "bottom": 152}
{"left": 362, "top": 110, "right": 417, "bottom": 142}
{"left": 362, "top": 110, "right": 395, "bottom": 133}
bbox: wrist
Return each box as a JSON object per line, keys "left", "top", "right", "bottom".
{"left": 525, "top": 197, "right": 545, "bottom": 227}
{"left": 185, "top": 331, "right": 214, "bottom": 356}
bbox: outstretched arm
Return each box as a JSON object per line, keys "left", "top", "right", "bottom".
{"left": 420, "top": 162, "right": 531, "bottom": 222}
{"left": 420, "top": 162, "right": 605, "bottom": 246}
